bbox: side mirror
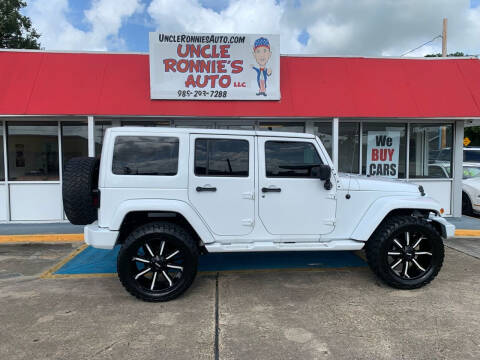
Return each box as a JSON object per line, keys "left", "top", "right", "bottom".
{"left": 315, "top": 164, "right": 333, "bottom": 191}
{"left": 318, "top": 164, "right": 331, "bottom": 181}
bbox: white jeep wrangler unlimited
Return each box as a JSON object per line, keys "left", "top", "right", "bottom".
{"left": 62, "top": 127, "right": 454, "bottom": 302}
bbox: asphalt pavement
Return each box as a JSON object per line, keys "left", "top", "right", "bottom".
{"left": 0, "top": 241, "right": 479, "bottom": 360}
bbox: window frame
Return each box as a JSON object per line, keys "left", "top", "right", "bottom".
{"left": 264, "top": 140, "right": 324, "bottom": 179}
{"left": 6, "top": 121, "right": 60, "bottom": 182}
{"left": 408, "top": 123, "right": 454, "bottom": 180}
{"left": 194, "top": 138, "right": 250, "bottom": 178}
{"left": 61, "top": 121, "right": 88, "bottom": 168}
{"left": 111, "top": 135, "right": 180, "bottom": 176}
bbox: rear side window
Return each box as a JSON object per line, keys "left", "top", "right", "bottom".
{"left": 112, "top": 136, "right": 179, "bottom": 175}
{"left": 195, "top": 139, "right": 249, "bottom": 177}
{"left": 265, "top": 141, "right": 322, "bottom": 178}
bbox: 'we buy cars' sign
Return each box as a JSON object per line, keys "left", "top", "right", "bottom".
{"left": 366, "top": 131, "right": 400, "bottom": 178}
{"left": 149, "top": 32, "right": 280, "bottom": 100}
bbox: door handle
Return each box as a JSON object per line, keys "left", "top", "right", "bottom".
{"left": 262, "top": 187, "right": 281, "bottom": 193}
{"left": 196, "top": 186, "right": 217, "bottom": 192}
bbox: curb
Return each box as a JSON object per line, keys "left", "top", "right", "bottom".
{"left": 454, "top": 229, "right": 480, "bottom": 237}
{"left": 0, "top": 234, "right": 84, "bottom": 244}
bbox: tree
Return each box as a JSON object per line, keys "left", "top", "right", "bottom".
{"left": 425, "top": 52, "right": 471, "bottom": 57}
{"left": 0, "top": 0, "right": 41, "bottom": 49}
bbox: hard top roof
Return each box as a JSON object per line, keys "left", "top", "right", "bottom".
{"left": 109, "top": 126, "right": 315, "bottom": 138}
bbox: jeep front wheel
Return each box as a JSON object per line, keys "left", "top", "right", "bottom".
{"left": 117, "top": 222, "right": 199, "bottom": 302}
{"left": 365, "top": 216, "right": 444, "bottom": 289}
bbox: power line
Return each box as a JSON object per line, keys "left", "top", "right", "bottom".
{"left": 400, "top": 35, "right": 442, "bottom": 57}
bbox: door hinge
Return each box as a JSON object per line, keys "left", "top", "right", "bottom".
{"left": 242, "top": 192, "right": 255, "bottom": 200}
{"left": 241, "top": 219, "right": 254, "bottom": 227}
{"left": 323, "top": 219, "right": 336, "bottom": 226}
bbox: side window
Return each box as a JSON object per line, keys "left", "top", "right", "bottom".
{"left": 195, "top": 139, "right": 249, "bottom": 177}
{"left": 112, "top": 136, "right": 179, "bottom": 175}
{"left": 265, "top": 141, "right": 322, "bottom": 178}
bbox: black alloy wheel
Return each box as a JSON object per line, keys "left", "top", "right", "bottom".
{"left": 117, "top": 222, "right": 198, "bottom": 302}
{"left": 365, "top": 216, "right": 444, "bottom": 289}
{"left": 386, "top": 230, "right": 434, "bottom": 280}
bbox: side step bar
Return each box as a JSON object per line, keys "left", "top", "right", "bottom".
{"left": 205, "top": 240, "right": 365, "bottom": 253}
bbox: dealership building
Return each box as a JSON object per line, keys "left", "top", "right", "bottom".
{"left": 1, "top": 47, "right": 480, "bottom": 222}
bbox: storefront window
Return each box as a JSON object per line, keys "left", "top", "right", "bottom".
{"left": 0, "top": 123, "right": 4, "bottom": 181}
{"left": 121, "top": 120, "right": 171, "bottom": 127}
{"left": 175, "top": 122, "right": 214, "bottom": 128}
{"left": 259, "top": 122, "right": 305, "bottom": 133}
{"left": 95, "top": 121, "right": 113, "bottom": 158}
{"left": 7, "top": 122, "right": 59, "bottom": 181}
{"left": 338, "top": 122, "right": 360, "bottom": 173}
{"left": 409, "top": 124, "right": 453, "bottom": 178}
{"left": 61, "top": 122, "right": 88, "bottom": 167}
{"left": 313, "top": 122, "right": 332, "bottom": 157}
{"left": 216, "top": 124, "right": 255, "bottom": 130}
{"left": 362, "top": 123, "right": 407, "bottom": 179}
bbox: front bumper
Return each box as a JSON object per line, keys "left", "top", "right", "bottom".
{"left": 84, "top": 222, "right": 119, "bottom": 249}
{"left": 429, "top": 214, "right": 455, "bottom": 239}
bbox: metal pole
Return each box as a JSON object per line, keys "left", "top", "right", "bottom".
{"left": 88, "top": 116, "right": 95, "bottom": 157}
{"left": 332, "top": 118, "right": 339, "bottom": 170}
{"left": 452, "top": 120, "right": 464, "bottom": 217}
{"left": 442, "top": 18, "right": 448, "bottom": 57}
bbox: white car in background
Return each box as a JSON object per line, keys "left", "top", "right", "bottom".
{"left": 428, "top": 161, "right": 480, "bottom": 215}
{"left": 462, "top": 163, "right": 480, "bottom": 215}
{"left": 462, "top": 147, "right": 480, "bottom": 215}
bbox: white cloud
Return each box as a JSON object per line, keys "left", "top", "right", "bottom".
{"left": 24, "top": 0, "right": 480, "bottom": 56}
{"left": 147, "top": 0, "right": 305, "bottom": 53}
{"left": 25, "top": 0, "right": 144, "bottom": 51}
{"left": 148, "top": 0, "right": 480, "bottom": 56}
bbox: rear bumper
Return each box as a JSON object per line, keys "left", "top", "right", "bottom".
{"left": 84, "top": 222, "right": 118, "bottom": 249}
{"left": 430, "top": 215, "right": 455, "bottom": 239}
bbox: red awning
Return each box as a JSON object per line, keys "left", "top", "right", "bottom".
{"left": 1, "top": 50, "right": 480, "bottom": 118}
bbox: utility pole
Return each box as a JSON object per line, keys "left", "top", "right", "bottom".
{"left": 442, "top": 18, "right": 448, "bottom": 57}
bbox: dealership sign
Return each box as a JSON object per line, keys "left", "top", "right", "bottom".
{"left": 366, "top": 131, "right": 400, "bottom": 178}
{"left": 149, "top": 32, "right": 280, "bottom": 100}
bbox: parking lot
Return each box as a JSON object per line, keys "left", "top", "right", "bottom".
{"left": 1, "top": 240, "right": 479, "bottom": 360}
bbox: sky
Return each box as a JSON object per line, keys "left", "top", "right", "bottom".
{"left": 22, "top": 0, "right": 480, "bottom": 57}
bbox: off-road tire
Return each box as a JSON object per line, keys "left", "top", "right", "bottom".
{"left": 462, "top": 192, "right": 473, "bottom": 215}
{"left": 365, "top": 215, "right": 444, "bottom": 289}
{"left": 62, "top": 157, "right": 100, "bottom": 225}
{"left": 117, "top": 222, "right": 199, "bottom": 302}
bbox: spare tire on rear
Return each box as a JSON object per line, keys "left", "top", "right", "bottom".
{"left": 63, "top": 157, "right": 100, "bottom": 225}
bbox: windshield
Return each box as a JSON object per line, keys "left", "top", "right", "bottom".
{"left": 463, "top": 166, "right": 480, "bottom": 179}
{"left": 463, "top": 150, "right": 480, "bottom": 163}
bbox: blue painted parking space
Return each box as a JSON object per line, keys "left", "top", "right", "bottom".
{"left": 54, "top": 246, "right": 366, "bottom": 276}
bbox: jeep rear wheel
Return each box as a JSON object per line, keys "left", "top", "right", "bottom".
{"left": 365, "top": 216, "right": 444, "bottom": 289}
{"left": 117, "top": 222, "right": 199, "bottom": 302}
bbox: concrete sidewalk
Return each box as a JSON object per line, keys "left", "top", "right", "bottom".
{"left": 0, "top": 223, "right": 83, "bottom": 235}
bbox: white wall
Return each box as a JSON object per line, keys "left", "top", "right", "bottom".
{"left": 9, "top": 183, "right": 63, "bottom": 221}
{"left": 412, "top": 180, "right": 452, "bottom": 215}
{"left": 0, "top": 184, "right": 7, "bottom": 221}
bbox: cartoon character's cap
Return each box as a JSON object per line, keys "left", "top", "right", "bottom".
{"left": 254, "top": 37, "right": 270, "bottom": 51}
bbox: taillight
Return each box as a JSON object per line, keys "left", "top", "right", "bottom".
{"left": 92, "top": 189, "right": 101, "bottom": 208}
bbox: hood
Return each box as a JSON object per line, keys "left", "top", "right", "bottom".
{"left": 339, "top": 174, "right": 420, "bottom": 193}
{"left": 463, "top": 176, "right": 480, "bottom": 186}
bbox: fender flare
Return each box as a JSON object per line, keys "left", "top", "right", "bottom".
{"left": 109, "top": 199, "right": 215, "bottom": 244}
{"left": 350, "top": 195, "right": 441, "bottom": 241}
